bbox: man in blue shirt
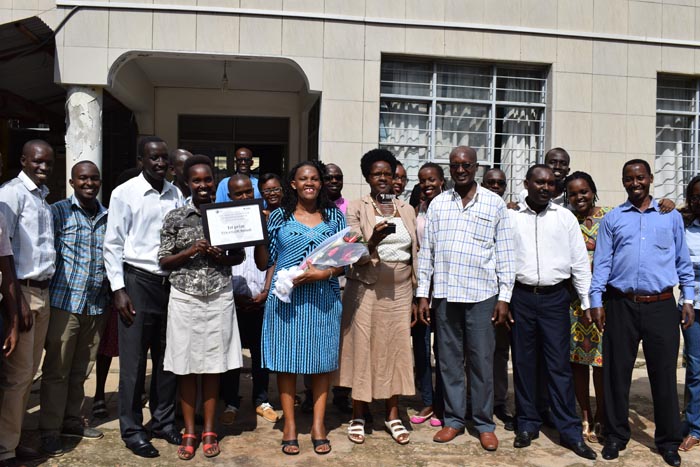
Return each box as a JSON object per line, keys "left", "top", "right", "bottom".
{"left": 215, "top": 147, "right": 261, "bottom": 202}
{"left": 39, "top": 161, "right": 109, "bottom": 457}
{"left": 590, "top": 159, "right": 694, "bottom": 467}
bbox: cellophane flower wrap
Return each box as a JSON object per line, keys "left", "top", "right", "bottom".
{"left": 273, "top": 227, "right": 367, "bottom": 303}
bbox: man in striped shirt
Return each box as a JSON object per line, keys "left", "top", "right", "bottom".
{"left": 39, "top": 161, "right": 109, "bottom": 457}
{"left": 417, "top": 146, "right": 515, "bottom": 450}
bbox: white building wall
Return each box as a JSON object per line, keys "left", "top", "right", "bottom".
{"left": 2, "top": 0, "right": 700, "bottom": 202}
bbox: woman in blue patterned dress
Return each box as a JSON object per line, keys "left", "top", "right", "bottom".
{"left": 254, "top": 161, "right": 345, "bottom": 455}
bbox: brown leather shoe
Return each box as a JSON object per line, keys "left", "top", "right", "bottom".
{"left": 433, "top": 426, "right": 462, "bottom": 443}
{"left": 479, "top": 431, "right": 499, "bottom": 451}
{"left": 680, "top": 435, "right": 700, "bottom": 452}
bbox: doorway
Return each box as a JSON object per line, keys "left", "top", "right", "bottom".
{"left": 178, "top": 115, "right": 289, "bottom": 184}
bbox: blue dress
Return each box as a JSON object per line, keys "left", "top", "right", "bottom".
{"left": 261, "top": 207, "right": 345, "bottom": 374}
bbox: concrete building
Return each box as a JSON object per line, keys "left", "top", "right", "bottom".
{"left": 1, "top": 0, "right": 700, "bottom": 204}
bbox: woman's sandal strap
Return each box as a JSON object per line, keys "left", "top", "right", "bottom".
{"left": 311, "top": 438, "right": 331, "bottom": 455}
{"left": 281, "top": 439, "right": 300, "bottom": 455}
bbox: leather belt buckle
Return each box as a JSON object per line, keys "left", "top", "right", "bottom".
{"left": 532, "top": 286, "right": 544, "bottom": 295}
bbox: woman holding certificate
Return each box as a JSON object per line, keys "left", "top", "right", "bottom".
{"left": 254, "top": 161, "right": 345, "bottom": 456}
{"left": 159, "top": 155, "right": 245, "bottom": 460}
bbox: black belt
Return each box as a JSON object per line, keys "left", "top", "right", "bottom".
{"left": 124, "top": 264, "right": 169, "bottom": 286}
{"left": 514, "top": 281, "right": 567, "bottom": 295}
{"left": 19, "top": 278, "right": 50, "bottom": 289}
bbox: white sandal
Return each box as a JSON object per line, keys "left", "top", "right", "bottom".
{"left": 347, "top": 418, "right": 365, "bottom": 444}
{"left": 384, "top": 419, "right": 410, "bottom": 445}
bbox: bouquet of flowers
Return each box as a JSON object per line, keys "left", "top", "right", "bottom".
{"left": 273, "top": 227, "right": 367, "bottom": 303}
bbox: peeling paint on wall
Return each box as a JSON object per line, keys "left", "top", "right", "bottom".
{"left": 65, "top": 86, "right": 102, "bottom": 170}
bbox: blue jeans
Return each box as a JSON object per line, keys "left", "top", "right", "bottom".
{"left": 683, "top": 309, "right": 700, "bottom": 438}
{"left": 411, "top": 314, "right": 443, "bottom": 412}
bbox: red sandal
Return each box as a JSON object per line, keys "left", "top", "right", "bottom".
{"left": 201, "top": 432, "right": 220, "bottom": 458}
{"left": 177, "top": 433, "right": 197, "bottom": 461}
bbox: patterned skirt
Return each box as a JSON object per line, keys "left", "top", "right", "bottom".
{"left": 569, "top": 296, "right": 603, "bottom": 367}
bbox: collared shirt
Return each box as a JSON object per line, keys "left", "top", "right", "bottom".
{"left": 104, "top": 173, "right": 183, "bottom": 291}
{"left": 215, "top": 175, "right": 261, "bottom": 202}
{"left": 590, "top": 198, "right": 694, "bottom": 308}
{"left": 684, "top": 219, "right": 700, "bottom": 309}
{"left": 509, "top": 200, "right": 592, "bottom": 309}
{"left": 334, "top": 197, "right": 348, "bottom": 215}
{"left": 231, "top": 246, "right": 266, "bottom": 297}
{"left": 158, "top": 201, "right": 232, "bottom": 296}
{"left": 417, "top": 185, "right": 515, "bottom": 303}
{"left": 0, "top": 171, "right": 55, "bottom": 280}
{"left": 50, "top": 195, "right": 109, "bottom": 315}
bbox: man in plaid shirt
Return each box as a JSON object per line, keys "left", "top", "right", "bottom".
{"left": 39, "top": 161, "right": 109, "bottom": 457}
{"left": 417, "top": 146, "right": 515, "bottom": 450}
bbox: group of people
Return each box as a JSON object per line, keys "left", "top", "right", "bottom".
{"left": 0, "top": 137, "right": 696, "bottom": 466}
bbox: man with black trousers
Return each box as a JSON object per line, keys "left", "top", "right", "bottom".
{"left": 590, "top": 159, "right": 694, "bottom": 467}
{"left": 508, "top": 164, "right": 596, "bottom": 460}
{"left": 103, "top": 136, "right": 184, "bottom": 458}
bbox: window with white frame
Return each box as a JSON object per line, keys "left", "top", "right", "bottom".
{"left": 656, "top": 75, "right": 700, "bottom": 202}
{"left": 379, "top": 59, "right": 548, "bottom": 199}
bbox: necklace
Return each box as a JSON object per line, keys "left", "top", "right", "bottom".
{"left": 370, "top": 197, "right": 398, "bottom": 218}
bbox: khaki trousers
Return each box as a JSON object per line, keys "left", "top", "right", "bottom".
{"left": 0, "top": 285, "right": 50, "bottom": 460}
{"left": 39, "top": 308, "right": 106, "bottom": 434}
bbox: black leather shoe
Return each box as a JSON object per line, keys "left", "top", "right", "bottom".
{"left": 562, "top": 440, "right": 597, "bottom": 460}
{"left": 494, "top": 405, "right": 515, "bottom": 431}
{"left": 661, "top": 450, "right": 681, "bottom": 467}
{"left": 126, "top": 440, "right": 159, "bottom": 458}
{"left": 152, "top": 429, "right": 182, "bottom": 446}
{"left": 513, "top": 431, "right": 539, "bottom": 448}
{"left": 602, "top": 441, "right": 626, "bottom": 460}
{"left": 15, "top": 445, "right": 45, "bottom": 461}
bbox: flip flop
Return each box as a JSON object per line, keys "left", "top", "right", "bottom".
{"left": 281, "top": 439, "right": 300, "bottom": 455}
{"left": 312, "top": 438, "right": 331, "bottom": 455}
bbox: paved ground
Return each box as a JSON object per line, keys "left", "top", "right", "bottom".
{"left": 15, "top": 351, "right": 700, "bottom": 467}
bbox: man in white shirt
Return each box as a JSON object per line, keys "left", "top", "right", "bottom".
{"left": 0, "top": 139, "right": 56, "bottom": 464}
{"left": 508, "top": 164, "right": 595, "bottom": 460}
{"left": 104, "top": 136, "right": 183, "bottom": 458}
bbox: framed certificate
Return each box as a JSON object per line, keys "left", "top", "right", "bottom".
{"left": 200, "top": 199, "right": 268, "bottom": 249}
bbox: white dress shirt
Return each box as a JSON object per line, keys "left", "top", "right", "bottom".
{"left": 0, "top": 171, "right": 55, "bottom": 280}
{"left": 231, "top": 246, "right": 266, "bottom": 297}
{"left": 104, "top": 173, "right": 183, "bottom": 291}
{"left": 509, "top": 200, "right": 591, "bottom": 309}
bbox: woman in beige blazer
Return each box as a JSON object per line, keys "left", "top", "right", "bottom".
{"left": 338, "top": 149, "right": 418, "bottom": 446}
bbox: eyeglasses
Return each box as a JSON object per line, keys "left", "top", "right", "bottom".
{"left": 393, "top": 175, "right": 408, "bottom": 182}
{"left": 324, "top": 175, "right": 343, "bottom": 181}
{"left": 262, "top": 187, "right": 282, "bottom": 195}
{"left": 236, "top": 157, "right": 253, "bottom": 165}
{"left": 485, "top": 179, "right": 507, "bottom": 187}
{"left": 369, "top": 171, "right": 393, "bottom": 179}
{"left": 449, "top": 162, "right": 477, "bottom": 171}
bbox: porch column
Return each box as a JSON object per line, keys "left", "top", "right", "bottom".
{"left": 64, "top": 85, "right": 103, "bottom": 198}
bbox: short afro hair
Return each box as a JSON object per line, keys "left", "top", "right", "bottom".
{"left": 360, "top": 149, "right": 398, "bottom": 180}
{"left": 183, "top": 154, "right": 213, "bottom": 181}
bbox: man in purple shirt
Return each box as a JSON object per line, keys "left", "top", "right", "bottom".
{"left": 324, "top": 163, "right": 347, "bottom": 215}
{"left": 590, "top": 159, "right": 694, "bottom": 467}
